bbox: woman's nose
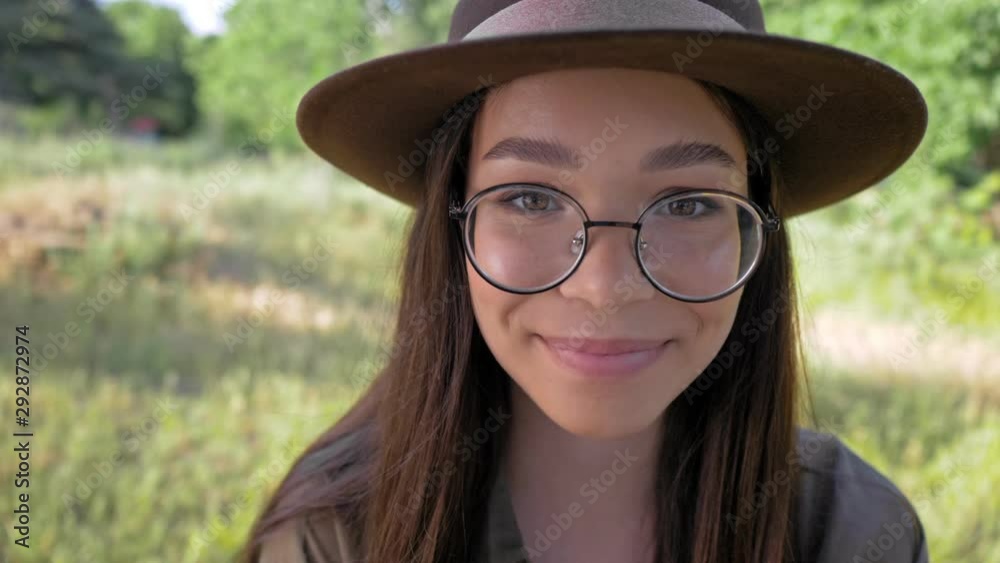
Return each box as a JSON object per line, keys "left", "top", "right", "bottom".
{"left": 556, "top": 223, "right": 657, "bottom": 308}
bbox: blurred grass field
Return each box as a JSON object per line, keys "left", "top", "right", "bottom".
{"left": 0, "top": 137, "right": 997, "bottom": 562}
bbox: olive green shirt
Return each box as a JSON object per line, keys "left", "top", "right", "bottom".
{"left": 258, "top": 428, "right": 929, "bottom": 562}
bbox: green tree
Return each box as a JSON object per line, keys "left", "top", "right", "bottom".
{"left": 103, "top": 0, "right": 189, "bottom": 61}
{"left": 760, "top": 0, "right": 999, "bottom": 183}
{"left": 0, "top": 0, "right": 129, "bottom": 124}
{"left": 192, "top": 0, "right": 383, "bottom": 151}
{"left": 386, "top": 0, "right": 452, "bottom": 49}
{"left": 103, "top": 0, "right": 199, "bottom": 136}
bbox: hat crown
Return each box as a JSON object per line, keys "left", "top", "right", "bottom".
{"left": 448, "top": 0, "right": 766, "bottom": 42}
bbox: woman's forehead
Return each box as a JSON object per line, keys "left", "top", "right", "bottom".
{"left": 467, "top": 69, "right": 749, "bottom": 199}
{"left": 472, "top": 69, "right": 746, "bottom": 167}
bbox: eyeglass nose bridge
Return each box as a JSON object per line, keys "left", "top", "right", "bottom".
{"left": 577, "top": 220, "right": 650, "bottom": 251}
{"left": 585, "top": 220, "right": 639, "bottom": 230}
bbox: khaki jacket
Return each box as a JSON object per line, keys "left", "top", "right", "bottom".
{"left": 257, "top": 428, "right": 929, "bottom": 563}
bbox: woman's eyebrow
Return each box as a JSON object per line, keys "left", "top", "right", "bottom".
{"left": 482, "top": 136, "right": 581, "bottom": 169}
{"left": 481, "top": 136, "right": 738, "bottom": 172}
{"left": 639, "top": 140, "right": 739, "bottom": 173}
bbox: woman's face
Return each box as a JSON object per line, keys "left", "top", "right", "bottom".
{"left": 464, "top": 68, "right": 749, "bottom": 439}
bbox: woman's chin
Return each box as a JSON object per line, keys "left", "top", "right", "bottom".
{"left": 543, "top": 405, "right": 665, "bottom": 441}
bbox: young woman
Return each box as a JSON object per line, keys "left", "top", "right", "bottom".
{"left": 241, "top": 1, "right": 930, "bottom": 562}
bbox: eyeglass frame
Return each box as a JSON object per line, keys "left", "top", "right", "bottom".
{"left": 448, "top": 182, "right": 782, "bottom": 303}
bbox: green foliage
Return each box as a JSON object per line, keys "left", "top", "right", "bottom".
{"left": 0, "top": 370, "right": 362, "bottom": 562}
{"left": 191, "top": 0, "right": 378, "bottom": 151}
{"left": 0, "top": 0, "right": 129, "bottom": 111}
{"left": 103, "top": 0, "right": 190, "bottom": 62}
{"left": 1, "top": 0, "right": 200, "bottom": 136}
{"left": 386, "top": 0, "right": 452, "bottom": 47}
{"left": 791, "top": 165, "right": 998, "bottom": 328}
{"left": 103, "top": 0, "right": 199, "bottom": 135}
{"left": 761, "top": 0, "right": 999, "bottom": 180}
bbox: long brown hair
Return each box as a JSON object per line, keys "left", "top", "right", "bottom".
{"left": 239, "top": 77, "right": 806, "bottom": 563}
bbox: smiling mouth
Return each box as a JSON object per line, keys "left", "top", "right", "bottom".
{"left": 537, "top": 335, "right": 672, "bottom": 378}
{"left": 541, "top": 336, "right": 670, "bottom": 354}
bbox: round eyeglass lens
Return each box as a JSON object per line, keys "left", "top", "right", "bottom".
{"left": 637, "top": 192, "right": 762, "bottom": 299}
{"left": 464, "top": 185, "right": 584, "bottom": 291}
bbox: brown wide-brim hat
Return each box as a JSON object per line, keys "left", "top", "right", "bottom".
{"left": 296, "top": 0, "right": 928, "bottom": 218}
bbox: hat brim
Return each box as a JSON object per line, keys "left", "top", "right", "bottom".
{"left": 296, "top": 29, "right": 927, "bottom": 217}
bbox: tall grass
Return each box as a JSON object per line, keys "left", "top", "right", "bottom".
{"left": 0, "top": 371, "right": 361, "bottom": 563}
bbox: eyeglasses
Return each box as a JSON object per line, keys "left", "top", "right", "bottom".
{"left": 449, "top": 183, "right": 781, "bottom": 303}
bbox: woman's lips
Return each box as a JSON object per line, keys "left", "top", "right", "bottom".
{"left": 538, "top": 336, "right": 671, "bottom": 378}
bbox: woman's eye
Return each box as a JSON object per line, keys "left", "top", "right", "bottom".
{"left": 668, "top": 200, "right": 697, "bottom": 216}
{"left": 503, "top": 190, "right": 556, "bottom": 212}
{"left": 667, "top": 199, "right": 706, "bottom": 216}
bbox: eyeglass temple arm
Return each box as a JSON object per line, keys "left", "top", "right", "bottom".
{"left": 762, "top": 201, "right": 781, "bottom": 232}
